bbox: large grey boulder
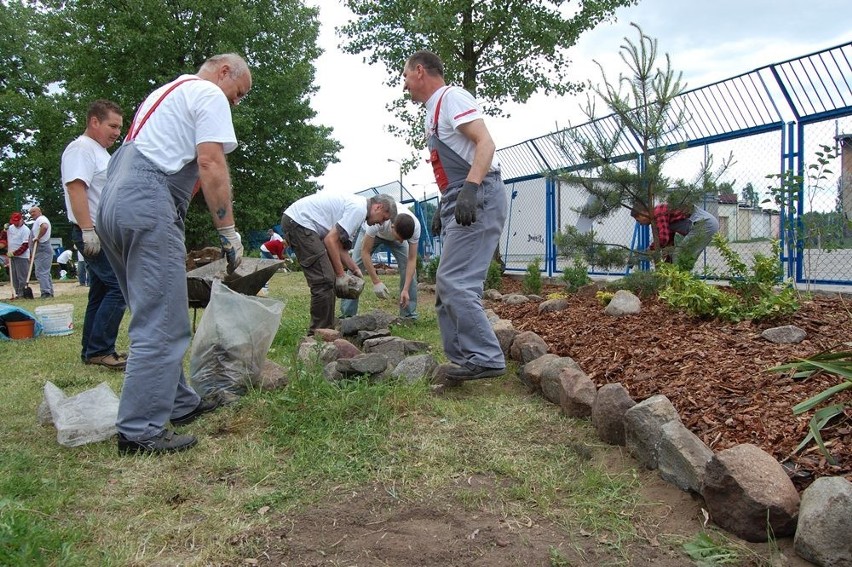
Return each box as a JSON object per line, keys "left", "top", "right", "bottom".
{"left": 539, "top": 360, "right": 583, "bottom": 406}
{"left": 483, "top": 289, "right": 503, "bottom": 301}
{"left": 297, "top": 338, "right": 337, "bottom": 366}
{"left": 339, "top": 313, "right": 380, "bottom": 336}
{"left": 538, "top": 298, "right": 569, "bottom": 314}
{"left": 518, "top": 354, "right": 579, "bottom": 394}
{"left": 336, "top": 353, "right": 390, "bottom": 377}
{"left": 492, "top": 319, "right": 518, "bottom": 355}
{"left": 657, "top": 420, "right": 713, "bottom": 493}
{"left": 761, "top": 325, "right": 807, "bottom": 344}
{"left": 624, "top": 395, "right": 682, "bottom": 470}
{"left": 794, "top": 476, "right": 852, "bottom": 567}
{"left": 392, "top": 354, "right": 438, "bottom": 383}
{"left": 558, "top": 367, "right": 597, "bottom": 418}
{"left": 503, "top": 294, "right": 530, "bottom": 305}
{"left": 702, "top": 444, "right": 800, "bottom": 542}
{"left": 362, "top": 336, "right": 407, "bottom": 369}
{"left": 591, "top": 383, "right": 636, "bottom": 446}
{"left": 509, "top": 331, "right": 549, "bottom": 364}
{"left": 604, "top": 289, "right": 641, "bottom": 316}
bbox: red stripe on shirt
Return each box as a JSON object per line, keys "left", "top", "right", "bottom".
{"left": 453, "top": 109, "right": 476, "bottom": 120}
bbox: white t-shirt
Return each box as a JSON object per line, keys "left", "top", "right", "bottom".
{"left": 30, "top": 215, "right": 51, "bottom": 243}
{"left": 285, "top": 192, "right": 368, "bottom": 242}
{"left": 269, "top": 232, "right": 284, "bottom": 242}
{"left": 424, "top": 86, "right": 500, "bottom": 172}
{"left": 7, "top": 224, "right": 31, "bottom": 259}
{"left": 365, "top": 208, "right": 420, "bottom": 246}
{"left": 61, "top": 135, "right": 111, "bottom": 225}
{"left": 130, "top": 75, "right": 238, "bottom": 174}
{"left": 57, "top": 249, "right": 73, "bottom": 265}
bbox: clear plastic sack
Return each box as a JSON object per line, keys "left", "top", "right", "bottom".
{"left": 42, "top": 381, "right": 119, "bottom": 447}
{"left": 189, "top": 279, "right": 285, "bottom": 403}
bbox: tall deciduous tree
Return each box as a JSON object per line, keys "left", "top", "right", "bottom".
{"left": 338, "top": 0, "right": 637, "bottom": 155}
{"left": 4, "top": 0, "right": 340, "bottom": 248}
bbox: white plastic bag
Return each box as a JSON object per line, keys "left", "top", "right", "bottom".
{"left": 42, "top": 381, "right": 119, "bottom": 447}
{"left": 189, "top": 279, "right": 285, "bottom": 403}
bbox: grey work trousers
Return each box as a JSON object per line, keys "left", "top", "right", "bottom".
{"left": 435, "top": 175, "right": 508, "bottom": 370}
{"left": 9, "top": 256, "right": 28, "bottom": 297}
{"left": 33, "top": 240, "right": 54, "bottom": 296}
{"left": 98, "top": 144, "right": 200, "bottom": 441}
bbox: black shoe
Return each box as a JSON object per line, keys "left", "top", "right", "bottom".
{"left": 444, "top": 364, "right": 506, "bottom": 381}
{"left": 171, "top": 398, "right": 220, "bottom": 426}
{"left": 117, "top": 430, "right": 197, "bottom": 455}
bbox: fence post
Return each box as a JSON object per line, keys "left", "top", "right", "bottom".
{"left": 545, "top": 175, "right": 556, "bottom": 278}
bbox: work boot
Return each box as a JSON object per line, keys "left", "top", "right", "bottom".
{"left": 171, "top": 398, "right": 220, "bottom": 426}
{"left": 117, "top": 430, "right": 197, "bottom": 455}
{"left": 444, "top": 363, "right": 506, "bottom": 381}
{"left": 85, "top": 353, "right": 126, "bottom": 370}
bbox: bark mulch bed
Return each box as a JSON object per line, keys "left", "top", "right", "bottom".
{"left": 491, "top": 278, "right": 852, "bottom": 490}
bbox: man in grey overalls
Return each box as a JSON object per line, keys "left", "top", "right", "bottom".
{"left": 98, "top": 53, "right": 251, "bottom": 455}
{"left": 402, "top": 50, "right": 508, "bottom": 381}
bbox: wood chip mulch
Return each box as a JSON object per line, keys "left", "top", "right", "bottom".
{"left": 491, "top": 279, "right": 852, "bottom": 490}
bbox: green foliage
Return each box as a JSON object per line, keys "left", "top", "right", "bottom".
{"left": 522, "top": 257, "right": 542, "bottom": 295}
{"left": 657, "top": 236, "right": 799, "bottom": 322}
{"left": 554, "top": 226, "right": 628, "bottom": 271}
{"left": 682, "top": 532, "right": 742, "bottom": 565}
{"left": 485, "top": 260, "right": 503, "bottom": 291}
{"left": 338, "top": 0, "right": 637, "bottom": 156}
{"left": 770, "top": 351, "right": 852, "bottom": 465}
{"left": 423, "top": 255, "right": 440, "bottom": 284}
{"left": 605, "top": 270, "right": 664, "bottom": 298}
{"left": 712, "top": 234, "right": 799, "bottom": 321}
{"left": 561, "top": 258, "right": 591, "bottom": 292}
{"left": 1, "top": 0, "right": 340, "bottom": 250}
{"left": 657, "top": 264, "right": 739, "bottom": 320}
{"left": 553, "top": 24, "right": 732, "bottom": 268}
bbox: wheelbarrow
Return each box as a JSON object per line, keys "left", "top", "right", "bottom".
{"left": 186, "top": 257, "right": 285, "bottom": 309}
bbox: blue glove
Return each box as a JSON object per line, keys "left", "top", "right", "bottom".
{"left": 454, "top": 181, "right": 479, "bottom": 226}
{"left": 217, "top": 225, "right": 243, "bottom": 274}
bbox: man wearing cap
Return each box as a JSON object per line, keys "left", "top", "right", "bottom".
{"left": 6, "top": 213, "right": 31, "bottom": 299}
{"left": 27, "top": 206, "right": 54, "bottom": 298}
{"left": 97, "top": 53, "right": 251, "bottom": 455}
{"left": 61, "top": 99, "right": 128, "bottom": 370}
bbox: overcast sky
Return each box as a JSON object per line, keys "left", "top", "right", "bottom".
{"left": 308, "top": 0, "right": 851, "bottom": 197}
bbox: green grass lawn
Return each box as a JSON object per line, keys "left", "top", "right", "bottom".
{"left": 0, "top": 273, "right": 762, "bottom": 566}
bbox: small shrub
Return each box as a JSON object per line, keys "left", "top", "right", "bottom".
{"left": 485, "top": 260, "right": 503, "bottom": 291}
{"left": 605, "top": 270, "right": 664, "bottom": 297}
{"left": 546, "top": 292, "right": 569, "bottom": 300}
{"left": 560, "top": 259, "right": 590, "bottom": 292}
{"left": 657, "top": 264, "right": 739, "bottom": 320}
{"left": 596, "top": 290, "right": 615, "bottom": 306}
{"left": 423, "top": 256, "right": 440, "bottom": 284}
{"left": 522, "top": 257, "right": 542, "bottom": 295}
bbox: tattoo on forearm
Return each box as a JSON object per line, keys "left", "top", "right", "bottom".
{"left": 216, "top": 207, "right": 227, "bottom": 220}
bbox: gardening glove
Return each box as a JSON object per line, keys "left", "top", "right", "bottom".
{"left": 81, "top": 228, "right": 100, "bottom": 256}
{"left": 217, "top": 225, "right": 243, "bottom": 274}
{"left": 431, "top": 200, "right": 442, "bottom": 235}
{"left": 373, "top": 282, "right": 391, "bottom": 299}
{"left": 454, "top": 181, "right": 479, "bottom": 226}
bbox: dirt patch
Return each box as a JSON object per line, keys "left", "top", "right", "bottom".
{"left": 246, "top": 469, "right": 808, "bottom": 567}
{"left": 492, "top": 277, "right": 852, "bottom": 488}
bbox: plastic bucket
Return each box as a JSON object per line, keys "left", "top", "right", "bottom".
{"left": 35, "top": 304, "right": 74, "bottom": 336}
{"left": 6, "top": 319, "right": 35, "bottom": 340}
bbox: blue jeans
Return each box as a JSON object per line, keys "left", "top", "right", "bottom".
{"left": 72, "top": 225, "right": 127, "bottom": 360}
{"left": 339, "top": 233, "right": 418, "bottom": 319}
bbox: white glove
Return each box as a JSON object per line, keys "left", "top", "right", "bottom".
{"left": 82, "top": 228, "right": 101, "bottom": 256}
{"left": 373, "top": 282, "right": 390, "bottom": 299}
{"left": 217, "top": 225, "right": 243, "bottom": 274}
